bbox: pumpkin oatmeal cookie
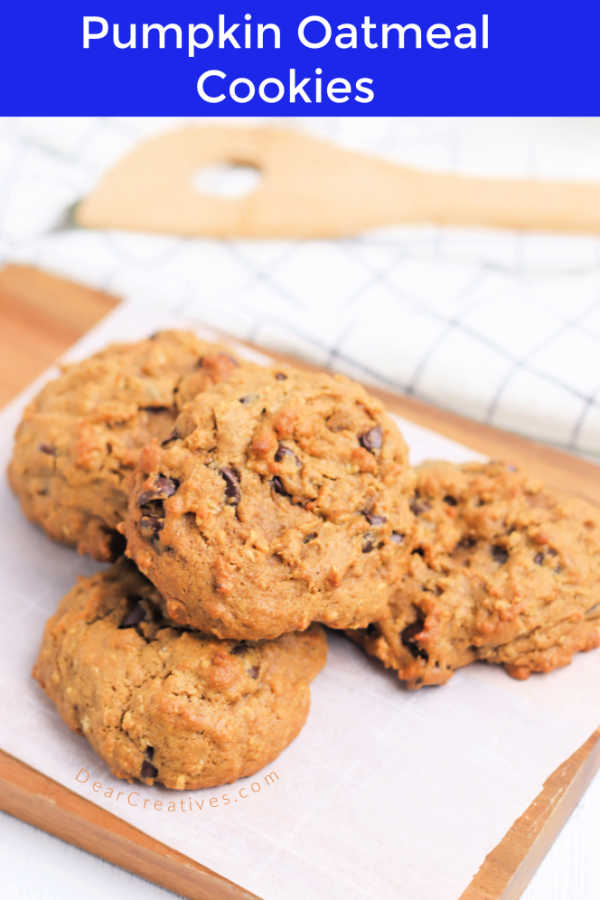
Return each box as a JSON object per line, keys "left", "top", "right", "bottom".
{"left": 350, "top": 461, "right": 600, "bottom": 687}
{"left": 124, "top": 365, "right": 415, "bottom": 639}
{"left": 9, "top": 330, "right": 247, "bottom": 560}
{"left": 33, "top": 560, "right": 327, "bottom": 790}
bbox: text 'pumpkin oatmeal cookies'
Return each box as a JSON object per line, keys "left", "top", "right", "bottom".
{"left": 8, "top": 330, "right": 248, "bottom": 561}
{"left": 124, "top": 365, "right": 416, "bottom": 640}
{"left": 349, "top": 460, "right": 600, "bottom": 689}
{"left": 33, "top": 560, "right": 327, "bottom": 791}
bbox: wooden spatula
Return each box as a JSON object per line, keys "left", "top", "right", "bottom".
{"left": 75, "top": 126, "right": 600, "bottom": 238}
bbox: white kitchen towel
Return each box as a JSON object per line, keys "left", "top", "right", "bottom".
{"left": 0, "top": 300, "right": 598, "bottom": 900}
{"left": 0, "top": 116, "right": 599, "bottom": 457}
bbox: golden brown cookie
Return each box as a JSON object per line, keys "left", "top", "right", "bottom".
{"left": 123, "top": 365, "right": 415, "bottom": 640}
{"left": 350, "top": 461, "right": 600, "bottom": 688}
{"left": 33, "top": 560, "right": 327, "bottom": 790}
{"left": 8, "top": 331, "right": 246, "bottom": 561}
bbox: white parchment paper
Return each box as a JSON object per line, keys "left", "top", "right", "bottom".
{"left": 0, "top": 301, "right": 598, "bottom": 900}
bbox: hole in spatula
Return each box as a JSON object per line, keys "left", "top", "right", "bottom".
{"left": 192, "top": 163, "right": 261, "bottom": 198}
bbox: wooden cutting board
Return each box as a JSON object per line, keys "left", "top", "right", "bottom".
{"left": 0, "top": 264, "right": 598, "bottom": 900}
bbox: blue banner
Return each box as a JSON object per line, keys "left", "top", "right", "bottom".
{"left": 1, "top": 1, "right": 598, "bottom": 114}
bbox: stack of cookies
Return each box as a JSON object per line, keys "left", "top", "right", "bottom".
{"left": 8, "top": 331, "right": 600, "bottom": 791}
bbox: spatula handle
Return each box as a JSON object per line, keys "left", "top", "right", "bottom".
{"left": 394, "top": 168, "right": 600, "bottom": 234}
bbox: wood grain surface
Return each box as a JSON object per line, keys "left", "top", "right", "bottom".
{"left": 0, "top": 266, "right": 118, "bottom": 404}
{"left": 0, "top": 263, "right": 598, "bottom": 900}
{"left": 0, "top": 750, "right": 257, "bottom": 900}
{"left": 461, "top": 729, "right": 600, "bottom": 900}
